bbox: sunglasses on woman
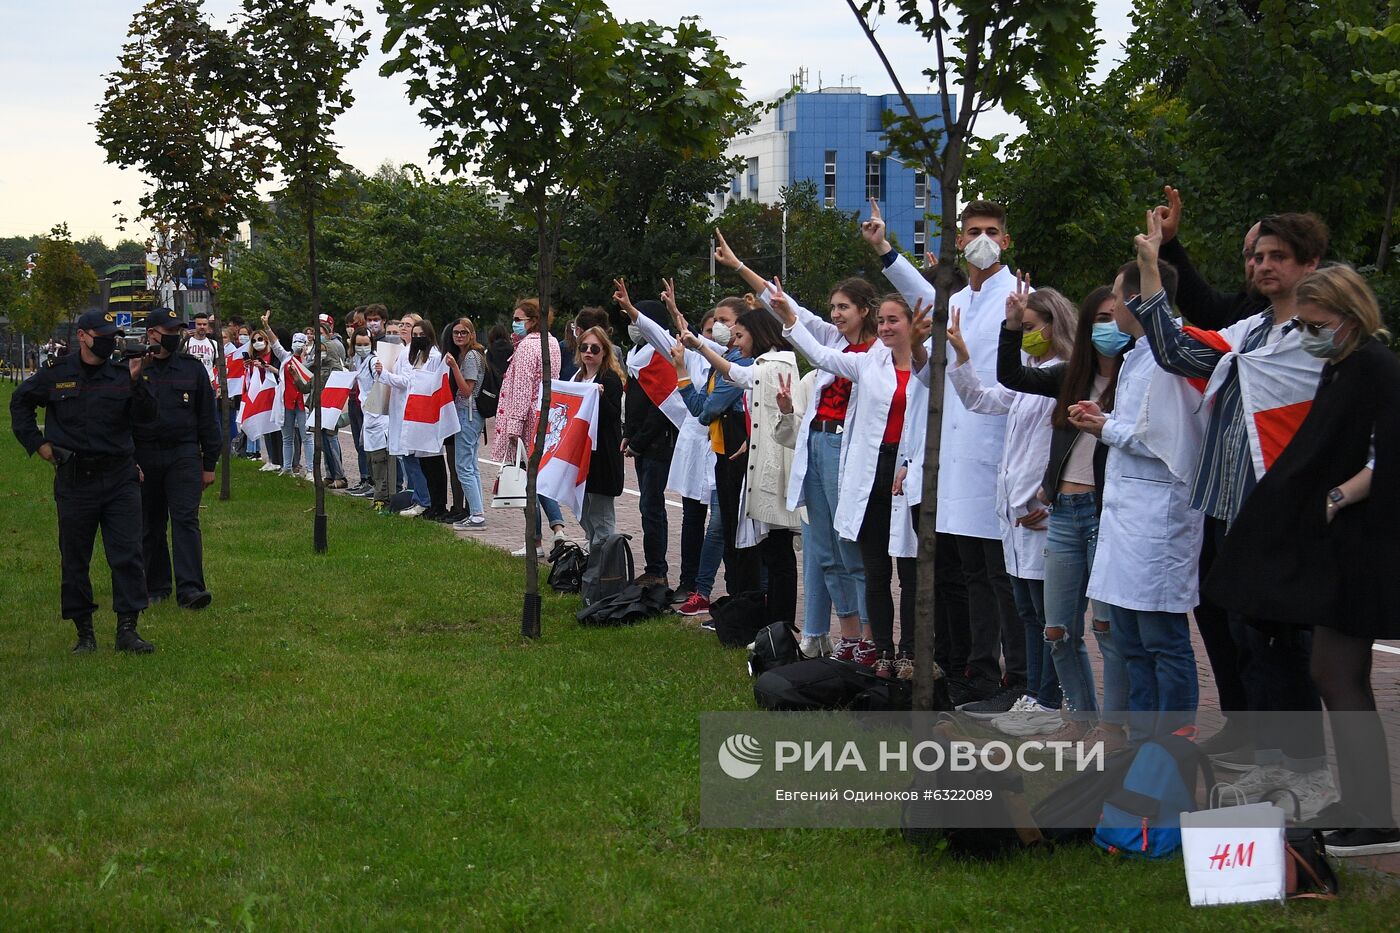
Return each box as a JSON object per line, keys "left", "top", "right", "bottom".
{"left": 579, "top": 343, "right": 603, "bottom": 355}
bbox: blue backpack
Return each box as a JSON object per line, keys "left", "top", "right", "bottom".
{"left": 1093, "top": 734, "right": 1214, "bottom": 859}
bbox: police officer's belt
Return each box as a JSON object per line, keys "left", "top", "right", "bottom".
{"left": 137, "top": 439, "right": 199, "bottom": 450}
{"left": 70, "top": 454, "right": 132, "bottom": 470}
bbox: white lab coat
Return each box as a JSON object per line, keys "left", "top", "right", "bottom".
{"left": 355, "top": 353, "right": 389, "bottom": 452}
{"left": 884, "top": 255, "right": 1015, "bottom": 540}
{"left": 783, "top": 321, "right": 929, "bottom": 558}
{"left": 628, "top": 309, "right": 715, "bottom": 501}
{"left": 717, "top": 350, "right": 807, "bottom": 528}
{"left": 1087, "top": 336, "right": 1204, "bottom": 613}
{"left": 378, "top": 346, "right": 446, "bottom": 457}
{"left": 756, "top": 287, "right": 864, "bottom": 512}
{"left": 947, "top": 356, "right": 1056, "bottom": 581}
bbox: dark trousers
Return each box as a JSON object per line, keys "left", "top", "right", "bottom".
{"left": 1198, "top": 517, "right": 1248, "bottom": 713}
{"left": 136, "top": 445, "right": 207, "bottom": 601}
{"left": 1232, "top": 614, "right": 1325, "bottom": 766}
{"left": 954, "top": 533, "right": 1026, "bottom": 688}
{"left": 263, "top": 431, "right": 283, "bottom": 467}
{"left": 714, "top": 452, "right": 796, "bottom": 617}
{"left": 54, "top": 457, "right": 147, "bottom": 620}
{"left": 225, "top": 398, "right": 241, "bottom": 454}
{"left": 859, "top": 446, "right": 919, "bottom": 655}
{"left": 678, "top": 495, "right": 708, "bottom": 594}
{"left": 934, "top": 531, "right": 969, "bottom": 677}
{"left": 634, "top": 453, "right": 671, "bottom": 579}
{"left": 444, "top": 436, "right": 465, "bottom": 509}
{"left": 348, "top": 397, "right": 370, "bottom": 482}
{"left": 714, "top": 453, "right": 748, "bottom": 593}
{"left": 418, "top": 453, "right": 448, "bottom": 512}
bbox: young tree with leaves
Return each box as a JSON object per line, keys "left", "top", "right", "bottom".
{"left": 847, "top": 0, "right": 1098, "bottom": 709}
{"left": 96, "top": 0, "right": 270, "bottom": 501}
{"left": 382, "top": 0, "right": 752, "bottom": 636}
{"left": 241, "top": 0, "right": 369, "bottom": 553}
{"left": 14, "top": 226, "right": 98, "bottom": 344}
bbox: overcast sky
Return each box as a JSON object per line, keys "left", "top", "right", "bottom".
{"left": 0, "top": 0, "right": 1134, "bottom": 244}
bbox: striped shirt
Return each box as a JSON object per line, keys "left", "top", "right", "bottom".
{"left": 1130, "top": 291, "right": 1278, "bottom": 523}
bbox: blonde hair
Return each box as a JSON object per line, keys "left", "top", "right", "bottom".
{"left": 1296, "top": 265, "right": 1388, "bottom": 348}
{"left": 1025, "top": 287, "right": 1080, "bottom": 362}
{"left": 573, "top": 325, "right": 626, "bottom": 384}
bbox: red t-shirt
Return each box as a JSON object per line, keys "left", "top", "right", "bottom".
{"left": 814, "top": 340, "right": 872, "bottom": 423}
{"left": 882, "top": 368, "right": 911, "bottom": 445}
{"left": 283, "top": 360, "right": 305, "bottom": 411}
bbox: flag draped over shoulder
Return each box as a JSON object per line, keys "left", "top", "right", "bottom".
{"left": 316, "top": 370, "right": 358, "bottom": 431}
{"left": 399, "top": 367, "right": 459, "bottom": 453}
{"left": 225, "top": 350, "right": 246, "bottom": 397}
{"left": 238, "top": 364, "right": 281, "bottom": 438}
{"left": 626, "top": 344, "right": 689, "bottom": 429}
{"left": 532, "top": 380, "right": 600, "bottom": 518}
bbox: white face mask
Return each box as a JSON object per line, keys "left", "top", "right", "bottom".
{"left": 252, "top": 340, "right": 267, "bottom": 351}
{"left": 711, "top": 321, "right": 732, "bottom": 347}
{"left": 355, "top": 346, "right": 370, "bottom": 359}
{"left": 627, "top": 324, "right": 644, "bottom": 345}
{"left": 238, "top": 334, "right": 251, "bottom": 346}
{"left": 962, "top": 233, "right": 1002, "bottom": 270}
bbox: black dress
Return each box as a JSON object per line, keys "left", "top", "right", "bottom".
{"left": 1204, "top": 338, "right": 1400, "bottom": 637}
{"left": 580, "top": 369, "right": 625, "bottom": 497}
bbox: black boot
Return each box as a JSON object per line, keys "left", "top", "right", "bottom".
{"left": 71, "top": 617, "right": 97, "bottom": 654}
{"left": 115, "top": 616, "right": 155, "bottom": 654}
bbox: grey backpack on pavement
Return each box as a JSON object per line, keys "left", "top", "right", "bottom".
{"left": 580, "top": 533, "right": 634, "bottom": 607}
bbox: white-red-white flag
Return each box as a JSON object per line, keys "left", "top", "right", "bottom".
{"left": 399, "top": 367, "right": 460, "bottom": 452}
{"left": 626, "top": 345, "right": 689, "bottom": 429}
{"left": 532, "top": 380, "right": 600, "bottom": 518}
{"left": 225, "top": 350, "right": 246, "bottom": 397}
{"left": 316, "top": 370, "right": 358, "bottom": 431}
{"left": 238, "top": 364, "right": 281, "bottom": 438}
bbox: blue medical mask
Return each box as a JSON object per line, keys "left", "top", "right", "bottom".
{"left": 512, "top": 321, "right": 527, "bottom": 337}
{"left": 1091, "top": 322, "right": 1131, "bottom": 356}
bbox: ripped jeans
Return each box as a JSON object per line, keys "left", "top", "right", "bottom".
{"left": 1042, "top": 491, "right": 1127, "bottom": 724}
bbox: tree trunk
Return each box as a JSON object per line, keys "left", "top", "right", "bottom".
{"left": 1378, "top": 160, "right": 1397, "bottom": 273}
{"left": 909, "top": 163, "right": 962, "bottom": 713}
{"left": 522, "top": 189, "right": 556, "bottom": 639}
{"left": 307, "top": 189, "right": 328, "bottom": 554}
{"left": 207, "top": 239, "right": 232, "bottom": 502}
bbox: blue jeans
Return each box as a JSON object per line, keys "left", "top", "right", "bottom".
{"left": 1109, "top": 604, "right": 1198, "bottom": 743}
{"left": 1043, "top": 492, "right": 1101, "bottom": 721}
{"left": 281, "top": 408, "right": 307, "bottom": 471}
{"left": 1012, "top": 575, "right": 1060, "bottom": 709}
{"left": 319, "top": 430, "right": 344, "bottom": 481}
{"left": 801, "top": 431, "right": 866, "bottom": 636}
{"left": 533, "top": 496, "right": 565, "bottom": 539}
{"left": 401, "top": 454, "right": 431, "bottom": 507}
{"left": 453, "top": 404, "right": 485, "bottom": 515}
{"left": 694, "top": 487, "right": 726, "bottom": 598}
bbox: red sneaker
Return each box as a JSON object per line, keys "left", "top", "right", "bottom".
{"left": 677, "top": 593, "right": 711, "bottom": 617}
{"left": 853, "top": 640, "right": 878, "bottom": 668}
{"left": 831, "top": 638, "right": 858, "bottom": 662}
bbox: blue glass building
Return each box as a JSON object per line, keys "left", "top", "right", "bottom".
{"left": 716, "top": 87, "right": 951, "bottom": 260}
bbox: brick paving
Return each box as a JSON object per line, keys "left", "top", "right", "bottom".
{"left": 318, "top": 426, "right": 1400, "bottom": 875}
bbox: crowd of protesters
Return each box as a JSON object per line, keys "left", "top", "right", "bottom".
{"left": 213, "top": 187, "right": 1396, "bottom": 857}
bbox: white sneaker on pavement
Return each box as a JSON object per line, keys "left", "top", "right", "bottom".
{"left": 993, "top": 696, "right": 1064, "bottom": 737}
{"left": 798, "top": 635, "right": 830, "bottom": 659}
{"left": 398, "top": 504, "right": 426, "bottom": 517}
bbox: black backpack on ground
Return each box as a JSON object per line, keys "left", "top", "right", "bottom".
{"left": 747, "top": 621, "right": 799, "bottom": 677}
{"left": 1029, "top": 746, "right": 1138, "bottom": 843}
{"left": 581, "top": 533, "right": 634, "bottom": 607}
{"left": 547, "top": 541, "right": 587, "bottom": 593}
{"left": 388, "top": 489, "right": 415, "bottom": 513}
{"left": 576, "top": 582, "right": 671, "bottom": 626}
{"left": 753, "top": 657, "right": 911, "bottom": 711}
{"left": 708, "top": 591, "right": 770, "bottom": 648}
{"left": 475, "top": 356, "right": 503, "bottom": 419}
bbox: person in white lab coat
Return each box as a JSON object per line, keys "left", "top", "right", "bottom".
{"left": 376, "top": 319, "right": 452, "bottom": 519}
{"left": 1071, "top": 239, "right": 1203, "bottom": 747}
{"left": 713, "top": 228, "right": 876, "bottom": 662}
{"left": 351, "top": 330, "right": 392, "bottom": 512}
{"left": 772, "top": 284, "right": 932, "bottom": 680}
{"left": 945, "top": 280, "right": 1078, "bottom": 732}
{"left": 870, "top": 198, "right": 1025, "bottom": 706}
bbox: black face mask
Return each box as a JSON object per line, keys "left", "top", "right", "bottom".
{"left": 89, "top": 335, "right": 117, "bottom": 360}
{"left": 159, "top": 332, "right": 181, "bottom": 354}
{"left": 410, "top": 336, "right": 430, "bottom": 358}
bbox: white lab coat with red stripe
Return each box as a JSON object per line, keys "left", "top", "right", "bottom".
{"left": 378, "top": 346, "right": 450, "bottom": 457}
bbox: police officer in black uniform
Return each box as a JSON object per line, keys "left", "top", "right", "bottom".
{"left": 136, "top": 308, "right": 220, "bottom": 609}
{"left": 10, "top": 309, "right": 158, "bottom": 653}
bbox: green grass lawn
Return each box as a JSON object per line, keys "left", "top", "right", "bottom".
{"left": 1, "top": 383, "right": 1397, "bottom": 930}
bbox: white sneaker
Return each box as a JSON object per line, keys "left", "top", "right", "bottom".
{"left": 1287, "top": 768, "right": 1341, "bottom": 823}
{"left": 510, "top": 543, "right": 541, "bottom": 558}
{"left": 259, "top": 462, "right": 279, "bottom": 472}
{"left": 798, "top": 635, "right": 831, "bottom": 659}
{"left": 993, "top": 697, "right": 1064, "bottom": 737}
{"left": 1219, "top": 764, "right": 1293, "bottom": 804}
{"left": 398, "top": 504, "right": 426, "bottom": 517}
{"left": 552, "top": 528, "right": 568, "bottom": 545}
